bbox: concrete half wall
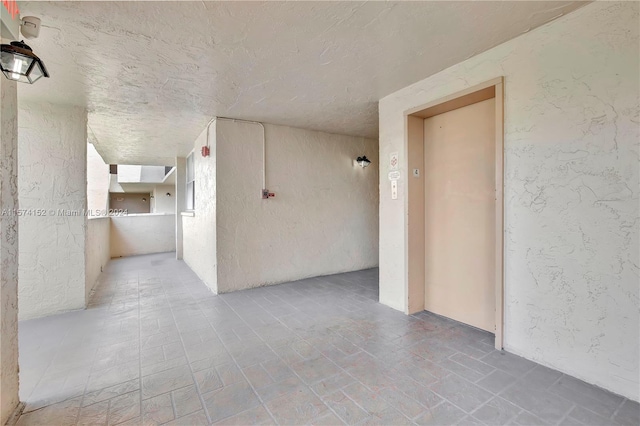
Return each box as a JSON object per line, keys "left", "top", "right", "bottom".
{"left": 18, "top": 103, "right": 88, "bottom": 321}
{"left": 182, "top": 120, "right": 379, "bottom": 293}
{"left": 110, "top": 214, "right": 176, "bottom": 258}
{"left": 378, "top": 2, "right": 639, "bottom": 400}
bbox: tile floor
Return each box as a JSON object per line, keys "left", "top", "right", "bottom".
{"left": 17, "top": 252, "right": 639, "bottom": 426}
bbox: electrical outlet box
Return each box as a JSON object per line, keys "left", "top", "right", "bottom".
{"left": 261, "top": 189, "right": 275, "bottom": 199}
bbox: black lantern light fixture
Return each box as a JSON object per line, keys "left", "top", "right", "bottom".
{"left": 356, "top": 156, "right": 371, "bottom": 168}
{"left": 0, "top": 40, "right": 49, "bottom": 84}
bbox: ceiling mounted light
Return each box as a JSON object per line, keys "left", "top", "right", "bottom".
{"left": 356, "top": 156, "right": 371, "bottom": 168}
{"left": 0, "top": 40, "right": 49, "bottom": 84}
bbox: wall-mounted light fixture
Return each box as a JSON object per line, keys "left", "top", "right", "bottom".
{"left": 166, "top": 192, "right": 171, "bottom": 197}
{"left": 0, "top": 17, "right": 49, "bottom": 84}
{"left": 356, "top": 156, "right": 371, "bottom": 168}
{"left": 142, "top": 197, "right": 147, "bottom": 202}
{"left": 0, "top": 40, "right": 49, "bottom": 83}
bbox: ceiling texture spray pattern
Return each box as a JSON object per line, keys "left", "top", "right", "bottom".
{"left": 18, "top": 1, "right": 586, "bottom": 165}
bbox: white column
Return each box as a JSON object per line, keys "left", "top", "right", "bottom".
{"left": 175, "top": 157, "right": 186, "bottom": 259}
{"left": 0, "top": 55, "right": 20, "bottom": 424}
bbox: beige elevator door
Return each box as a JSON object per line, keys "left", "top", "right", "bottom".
{"left": 424, "top": 98, "right": 496, "bottom": 332}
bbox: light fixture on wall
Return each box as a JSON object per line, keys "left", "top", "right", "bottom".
{"left": 0, "top": 17, "right": 49, "bottom": 84}
{"left": 356, "top": 156, "right": 371, "bottom": 168}
{"left": 142, "top": 197, "right": 147, "bottom": 202}
{"left": 166, "top": 192, "right": 171, "bottom": 197}
{"left": 0, "top": 40, "right": 49, "bottom": 83}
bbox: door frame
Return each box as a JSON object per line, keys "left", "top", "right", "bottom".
{"left": 404, "top": 77, "right": 505, "bottom": 349}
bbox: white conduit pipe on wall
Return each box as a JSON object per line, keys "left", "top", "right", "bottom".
{"left": 206, "top": 117, "right": 267, "bottom": 192}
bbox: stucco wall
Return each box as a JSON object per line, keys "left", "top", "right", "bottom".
{"left": 87, "top": 142, "right": 109, "bottom": 213}
{"left": 116, "top": 165, "right": 142, "bottom": 182}
{"left": 0, "top": 54, "right": 19, "bottom": 425}
{"left": 152, "top": 184, "right": 175, "bottom": 214}
{"left": 109, "top": 174, "right": 125, "bottom": 193}
{"left": 216, "top": 120, "right": 379, "bottom": 293}
{"left": 110, "top": 214, "right": 176, "bottom": 257}
{"left": 18, "top": 103, "right": 88, "bottom": 321}
{"left": 139, "top": 166, "right": 166, "bottom": 183}
{"left": 379, "top": 1, "right": 639, "bottom": 400}
{"left": 182, "top": 121, "right": 379, "bottom": 294}
{"left": 86, "top": 217, "right": 110, "bottom": 301}
{"left": 109, "top": 192, "right": 151, "bottom": 214}
{"left": 182, "top": 125, "right": 217, "bottom": 292}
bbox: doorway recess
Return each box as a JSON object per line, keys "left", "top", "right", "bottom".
{"left": 404, "top": 77, "right": 505, "bottom": 349}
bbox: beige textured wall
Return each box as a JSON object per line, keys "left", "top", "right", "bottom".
{"left": 0, "top": 48, "right": 19, "bottom": 425}
{"left": 18, "top": 103, "right": 88, "bottom": 321}
{"left": 86, "top": 217, "right": 110, "bottom": 302}
{"left": 109, "top": 192, "right": 151, "bottom": 214}
{"left": 216, "top": 121, "right": 379, "bottom": 293}
{"left": 182, "top": 120, "right": 379, "bottom": 294}
{"left": 379, "top": 1, "right": 639, "bottom": 400}
{"left": 152, "top": 184, "right": 175, "bottom": 214}
{"left": 182, "top": 124, "right": 217, "bottom": 292}
{"left": 87, "top": 142, "right": 109, "bottom": 213}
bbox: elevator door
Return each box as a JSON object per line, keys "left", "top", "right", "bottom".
{"left": 424, "top": 98, "right": 496, "bottom": 332}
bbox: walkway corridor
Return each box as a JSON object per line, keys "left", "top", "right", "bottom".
{"left": 16, "top": 253, "right": 639, "bottom": 425}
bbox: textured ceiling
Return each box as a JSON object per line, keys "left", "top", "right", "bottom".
{"left": 17, "top": 1, "right": 587, "bottom": 165}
